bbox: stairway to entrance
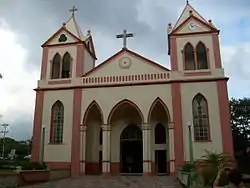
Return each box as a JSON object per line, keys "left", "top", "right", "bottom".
{"left": 22, "top": 176, "right": 182, "bottom": 188}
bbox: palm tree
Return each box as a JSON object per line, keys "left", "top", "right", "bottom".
{"left": 197, "top": 150, "right": 234, "bottom": 186}
{"left": 199, "top": 150, "right": 234, "bottom": 169}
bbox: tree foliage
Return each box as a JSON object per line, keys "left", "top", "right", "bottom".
{"left": 230, "top": 98, "right": 250, "bottom": 152}
{"left": 0, "top": 137, "right": 31, "bottom": 158}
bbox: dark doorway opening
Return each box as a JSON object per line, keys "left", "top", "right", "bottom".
{"left": 155, "top": 150, "right": 167, "bottom": 174}
{"left": 120, "top": 124, "right": 142, "bottom": 174}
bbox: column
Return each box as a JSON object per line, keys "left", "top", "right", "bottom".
{"left": 142, "top": 123, "right": 152, "bottom": 176}
{"left": 80, "top": 124, "right": 87, "bottom": 175}
{"left": 168, "top": 122, "right": 175, "bottom": 176}
{"left": 102, "top": 124, "right": 111, "bottom": 175}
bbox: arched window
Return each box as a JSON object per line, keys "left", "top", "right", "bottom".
{"left": 50, "top": 101, "right": 64, "bottom": 144}
{"left": 154, "top": 123, "right": 166, "bottom": 144}
{"left": 192, "top": 94, "right": 210, "bottom": 141}
{"left": 196, "top": 42, "right": 208, "bottom": 69}
{"left": 61, "top": 52, "right": 71, "bottom": 78}
{"left": 51, "top": 53, "right": 60, "bottom": 79}
{"left": 120, "top": 124, "right": 142, "bottom": 141}
{"left": 184, "top": 43, "right": 195, "bottom": 70}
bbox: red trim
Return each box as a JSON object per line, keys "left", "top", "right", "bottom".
{"left": 48, "top": 80, "right": 71, "bottom": 85}
{"left": 184, "top": 71, "right": 211, "bottom": 76}
{"left": 35, "top": 77, "right": 229, "bottom": 91}
{"left": 171, "top": 83, "right": 184, "bottom": 168}
{"left": 76, "top": 44, "right": 85, "bottom": 77}
{"left": 82, "top": 48, "right": 169, "bottom": 77}
{"left": 169, "top": 37, "right": 178, "bottom": 70}
{"left": 192, "top": 93, "right": 211, "bottom": 142}
{"left": 147, "top": 97, "right": 171, "bottom": 123}
{"left": 40, "top": 47, "right": 49, "bottom": 80}
{"left": 42, "top": 26, "right": 81, "bottom": 47}
{"left": 107, "top": 99, "right": 145, "bottom": 125}
{"left": 71, "top": 89, "right": 82, "bottom": 177}
{"left": 216, "top": 80, "right": 234, "bottom": 157}
{"left": 212, "top": 33, "right": 222, "bottom": 68}
{"left": 82, "top": 100, "right": 104, "bottom": 125}
{"left": 31, "top": 91, "right": 44, "bottom": 162}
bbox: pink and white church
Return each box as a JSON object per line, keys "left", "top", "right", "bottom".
{"left": 31, "top": 3, "right": 234, "bottom": 177}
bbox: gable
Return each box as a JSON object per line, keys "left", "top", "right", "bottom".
{"left": 42, "top": 27, "right": 81, "bottom": 47}
{"left": 85, "top": 36, "right": 96, "bottom": 58}
{"left": 83, "top": 49, "right": 169, "bottom": 77}
{"left": 173, "top": 3, "right": 209, "bottom": 31}
{"left": 175, "top": 18, "right": 212, "bottom": 34}
{"left": 170, "top": 15, "right": 218, "bottom": 35}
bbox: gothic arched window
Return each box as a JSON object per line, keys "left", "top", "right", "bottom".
{"left": 196, "top": 42, "right": 208, "bottom": 69}
{"left": 192, "top": 94, "right": 210, "bottom": 141}
{"left": 184, "top": 43, "right": 195, "bottom": 70}
{"left": 154, "top": 123, "right": 166, "bottom": 144}
{"left": 61, "top": 52, "right": 71, "bottom": 78}
{"left": 120, "top": 124, "right": 142, "bottom": 141}
{"left": 51, "top": 53, "right": 60, "bottom": 79}
{"left": 50, "top": 101, "right": 64, "bottom": 144}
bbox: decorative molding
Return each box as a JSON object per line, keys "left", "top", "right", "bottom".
{"left": 168, "top": 122, "right": 174, "bottom": 130}
{"left": 80, "top": 124, "right": 87, "bottom": 132}
{"left": 82, "top": 73, "right": 170, "bottom": 85}
{"left": 119, "top": 57, "right": 132, "bottom": 69}
{"left": 141, "top": 123, "right": 151, "bottom": 130}
{"left": 101, "top": 124, "right": 111, "bottom": 131}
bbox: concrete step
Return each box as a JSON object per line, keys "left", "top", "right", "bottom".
{"left": 22, "top": 176, "right": 182, "bottom": 188}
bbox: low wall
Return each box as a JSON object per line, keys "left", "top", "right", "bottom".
{"left": 177, "top": 170, "right": 190, "bottom": 187}
{"left": 0, "top": 170, "right": 49, "bottom": 187}
{"left": 50, "top": 168, "right": 71, "bottom": 180}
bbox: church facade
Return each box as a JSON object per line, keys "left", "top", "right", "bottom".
{"left": 31, "top": 3, "right": 234, "bottom": 177}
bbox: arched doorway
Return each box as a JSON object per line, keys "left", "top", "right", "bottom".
{"left": 120, "top": 124, "right": 142, "bottom": 173}
{"left": 83, "top": 101, "right": 103, "bottom": 175}
{"left": 108, "top": 99, "right": 144, "bottom": 175}
{"left": 148, "top": 98, "right": 170, "bottom": 175}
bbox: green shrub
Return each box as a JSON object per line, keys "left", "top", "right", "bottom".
{"left": 21, "top": 162, "right": 47, "bottom": 170}
{"left": 181, "top": 163, "right": 195, "bottom": 172}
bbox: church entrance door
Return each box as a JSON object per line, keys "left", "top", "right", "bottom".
{"left": 120, "top": 124, "right": 142, "bottom": 174}
{"left": 155, "top": 150, "right": 167, "bottom": 174}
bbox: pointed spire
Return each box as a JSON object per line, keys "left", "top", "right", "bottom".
{"left": 171, "top": 2, "right": 214, "bottom": 31}
{"left": 63, "top": 6, "right": 87, "bottom": 41}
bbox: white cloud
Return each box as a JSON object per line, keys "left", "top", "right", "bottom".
{"left": 0, "top": 19, "right": 39, "bottom": 139}
{"left": 221, "top": 42, "right": 250, "bottom": 98}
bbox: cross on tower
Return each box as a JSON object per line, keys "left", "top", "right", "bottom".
{"left": 69, "top": 6, "right": 78, "bottom": 16}
{"left": 116, "top": 29, "right": 134, "bottom": 49}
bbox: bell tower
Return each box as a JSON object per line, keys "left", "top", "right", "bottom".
{"left": 168, "top": 2, "right": 234, "bottom": 158}
{"left": 39, "top": 6, "right": 97, "bottom": 84}
{"left": 168, "top": 2, "right": 222, "bottom": 73}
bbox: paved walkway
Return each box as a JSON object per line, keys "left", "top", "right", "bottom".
{"left": 22, "top": 176, "right": 182, "bottom": 188}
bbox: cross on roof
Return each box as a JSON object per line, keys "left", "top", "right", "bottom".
{"left": 116, "top": 29, "right": 134, "bottom": 49}
{"left": 69, "top": 6, "right": 78, "bottom": 16}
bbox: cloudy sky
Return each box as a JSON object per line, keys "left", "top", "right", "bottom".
{"left": 0, "top": 0, "right": 249, "bottom": 140}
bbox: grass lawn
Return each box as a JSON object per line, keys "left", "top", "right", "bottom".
{"left": 0, "top": 169, "right": 15, "bottom": 174}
